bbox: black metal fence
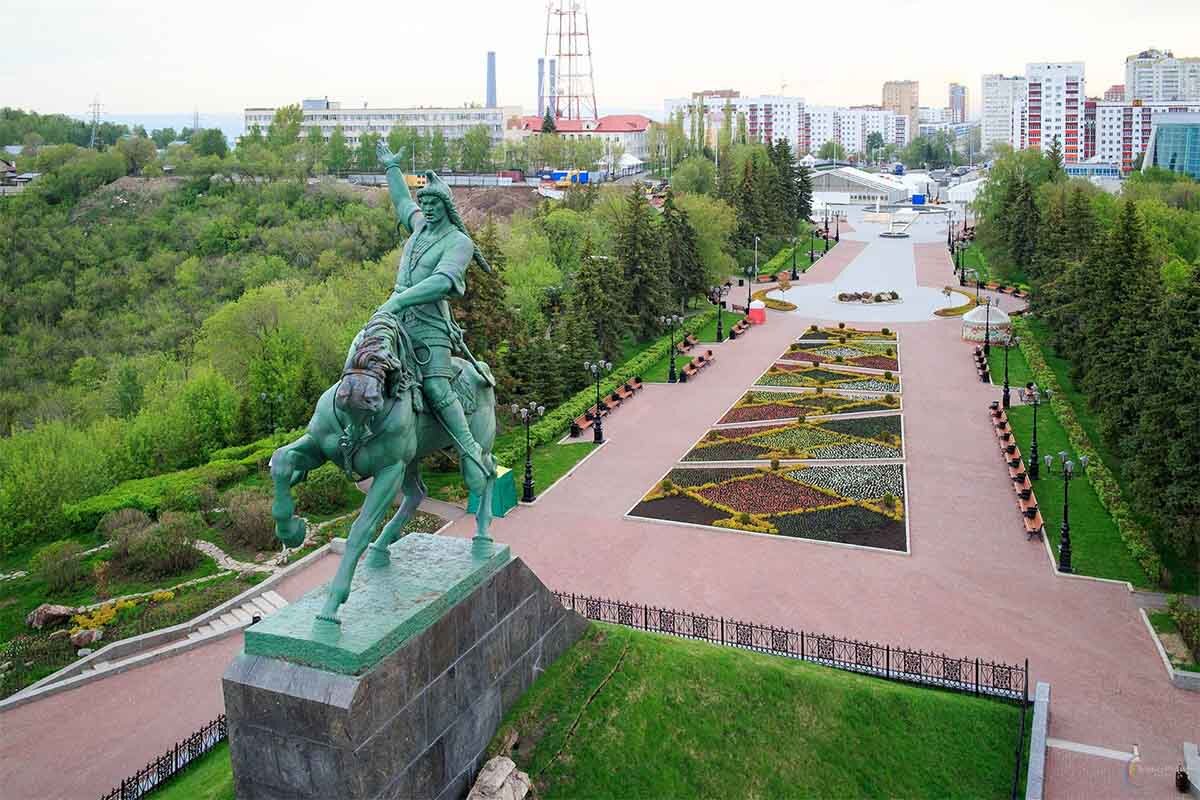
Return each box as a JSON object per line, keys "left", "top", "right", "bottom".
{"left": 554, "top": 592, "right": 1029, "bottom": 702}
{"left": 100, "top": 714, "right": 226, "bottom": 800}
{"left": 554, "top": 592, "right": 1031, "bottom": 798}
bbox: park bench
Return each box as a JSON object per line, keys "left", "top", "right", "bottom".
{"left": 676, "top": 333, "right": 700, "bottom": 354}
{"left": 731, "top": 319, "right": 750, "bottom": 336}
{"left": 1023, "top": 510, "right": 1045, "bottom": 539}
{"left": 569, "top": 377, "right": 647, "bottom": 438}
{"left": 679, "top": 350, "right": 716, "bottom": 383}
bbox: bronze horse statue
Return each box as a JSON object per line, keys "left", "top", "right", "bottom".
{"left": 269, "top": 311, "right": 497, "bottom": 625}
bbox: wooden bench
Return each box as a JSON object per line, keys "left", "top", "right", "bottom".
{"left": 1023, "top": 510, "right": 1045, "bottom": 539}
{"left": 679, "top": 350, "right": 715, "bottom": 383}
{"left": 731, "top": 319, "right": 750, "bottom": 336}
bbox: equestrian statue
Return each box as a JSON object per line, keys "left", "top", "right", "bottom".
{"left": 269, "top": 141, "right": 498, "bottom": 626}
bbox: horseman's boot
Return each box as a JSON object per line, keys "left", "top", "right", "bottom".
{"left": 430, "top": 389, "right": 488, "bottom": 478}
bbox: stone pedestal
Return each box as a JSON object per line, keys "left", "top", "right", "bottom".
{"left": 222, "top": 534, "right": 587, "bottom": 800}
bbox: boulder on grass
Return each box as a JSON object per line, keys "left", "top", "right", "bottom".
{"left": 26, "top": 604, "right": 77, "bottom": 630}
{"left": 70, "top": 628, "right": 103, "bottom": 648}
{"left": 467, "top": 756, "right": 531, "bottom": 800}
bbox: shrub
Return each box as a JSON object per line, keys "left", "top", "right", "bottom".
{"left": 883, "top": 393, "right": 896, "bottom": 405}
{"left": 100, "top": 508, "right": 152, "bottom": 538}
{"left": 834, "top": 355, "right": 844, "bottom": 363}
{"left": 838, "top": 322, "right": 846, "bottom": 329}
{"left": 881, "top": 493, "right": 898, "bottom": 511}
{"left": 295, "top": 463, "right": 357, "bottom": 515}
{"left": 809, "top": 324, "right": 818, "bottom": 331}
{"left": 117, "top": 513, "right": 204, "bottom": 579}
{"left": 223, "top": 489, "right": 279, "bottom": 552}
{"left": 883, "top": 371, "right": 894, "bottom": 381}
{"left": 1168, "top": 595, "right": 1200, "bottom": 662}
{"left": 659, "top": 478, "right": 674, "bottom": 493}
{"left": 31, "top": 540, "right": 89, "bottom": 594}
{"left": 737, "top": 512, "right": 752, "bottom": 525}
{"left": 881, "top": 327, "right": 891, "bottom": 335}
{"left": 770, "top": 458, "right": 781, "bottom": 470}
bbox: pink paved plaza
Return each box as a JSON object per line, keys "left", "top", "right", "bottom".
{"left": 2, "top": 211, "right": 1195, "bottom": 799}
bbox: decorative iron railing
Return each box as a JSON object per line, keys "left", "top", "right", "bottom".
{"left": 99, "top": 714, "right": 226, "bottom": 800}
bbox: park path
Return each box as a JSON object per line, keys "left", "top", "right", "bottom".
{"left": 4, "top": 212, "right": 1194, "bottom": 799}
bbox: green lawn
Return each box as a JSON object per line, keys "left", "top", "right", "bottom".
{"left": 1021, "top": 319, "right": 1196, "bottom": 594}
{"left": 960, "top": 244, "right": 993, "bottom": 283}
{"left": 151, "top": 741, "right": 233, "bottom": 800}
{"left": 758, "top": 247, "right": 820, "bottom": 278}
{"left": 1004, "top": 405, "right": 1150, "bottom": 586}
{"left": 424, "top": 442, "right": 598, "bottom": 505}
{"left": 633, "top": 312, "right": 744, "bottom": 384}
{"left": 987, "top": 341, "right": 1035, "bottom": 392}
{"left": 1148, "top": 612, "right": 1200, "bottom": 673}
{"left": 492, "top": 624, "right": 1027, "bottom": 799}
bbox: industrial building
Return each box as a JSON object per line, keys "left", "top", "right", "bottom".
{"left": 810, "top": 167, "right": 910, "bottom": 205}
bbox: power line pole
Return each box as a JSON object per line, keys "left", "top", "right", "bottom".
{"left": 88, "top": 97, "right": 102, "bottom": 149}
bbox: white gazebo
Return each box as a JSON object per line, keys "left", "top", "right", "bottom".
{"left": 961, "top": 303, "right": 1012, "bottom": 343}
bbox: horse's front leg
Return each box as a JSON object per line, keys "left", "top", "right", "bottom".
{"left": 365, "top": 464, "right": 427, "bottom": 567}
{"left": 270, "top": 435, "right": 324, "bottom": 548}
{"left": 318, "top": 462, "right": 406, "bottom": 624}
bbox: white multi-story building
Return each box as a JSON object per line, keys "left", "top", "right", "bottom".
{"left": 1089, "top": 100, "right": 1200, "bottom": 173}
{"left": 981, "top": 74, "right": 1026, "bottom": 152}
{"left": 513, "top": 114, "right": 652, "bottom": 160}
{"left": 1125, "top": 49, "right": 1200, "bottom": 102}
{"left": 243, "top": 98, "right": 515, "bottom": 149}
{"left": 1024, "top": 62, "right": 1086, "bottom": 162}
{"left": 804, "top": 106, "right": 909, "bottom": 155}
{"left": 664, "top": 93, "right": 807, "bottom": 154}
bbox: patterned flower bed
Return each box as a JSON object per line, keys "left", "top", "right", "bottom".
{"left": 629, "top": 465, "right": 907, "bottom": 551}
{"left": 780, "top": 341, "right": 900, "bottom": 372}
{"left": 683, "top": 413, "right": 903, "bottom": 462}
{"left": 719, "top": 390, "right": 900, "bottom": 424}
{"left": 756, "top": 363, "right": 901, "bottom": 393}
{"left": 797, "top": 324, "right": 897, "bottom": 342}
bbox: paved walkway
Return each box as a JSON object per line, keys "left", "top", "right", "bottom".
{"left": 3, "top": 208, "right": 1194, "bottom": 799}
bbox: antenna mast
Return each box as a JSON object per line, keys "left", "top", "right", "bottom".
{"left": 88, "top": 97, "right": 102, "bottom": 149}
{"left": 543, "top": 0, "right": 598, "bottom": 120}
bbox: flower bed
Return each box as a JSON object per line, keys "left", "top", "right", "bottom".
{"left": 781, "top": 342, "right": 900, "bottom": 372}
{"left": 756, "top": 363, "right": 901, "bottom": 393}
{"left": 683, "top": 414, "right": 904, "bottom": 462}
{"left": 718, "top": 390, "right": 900, "bottom": 424}
{"left": 630, "top": 464, "right": 907, "bottom": 551}
{"left": 797, "top": 324, "right": 897, "bottom": 342}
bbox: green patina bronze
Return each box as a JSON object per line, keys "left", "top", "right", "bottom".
{"left": 268, "top": 142, "right": 499, "bottom": 627}
{"left": 245, "top": 534, "right": 511, "bottom": 674}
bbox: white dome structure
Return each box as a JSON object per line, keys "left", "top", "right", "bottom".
{"left": 961, "top": 303, "right": 1012, "bottom": 343}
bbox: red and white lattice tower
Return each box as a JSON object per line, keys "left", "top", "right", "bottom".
{"left": 543, "top": 1, "right": 598, "bottom": 120}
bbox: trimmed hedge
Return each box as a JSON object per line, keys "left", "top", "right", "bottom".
{"left": 1012, "top": 316, "right": 1162, "bottom": 585}
{"left": 493, "top": 307, "right": 718, "bottom": 468}
{"left": 62, "top": 460, "right": 251, "bottom": 534}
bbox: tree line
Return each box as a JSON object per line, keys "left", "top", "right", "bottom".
{"left": 975, "top": 146, "right": 1200, "bottom": 568}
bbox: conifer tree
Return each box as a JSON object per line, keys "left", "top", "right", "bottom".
{"left": 1005, "top": 178, "right": 1039, "bottom": 275}
{"left": 660, "top": 190, "right": 705, "bottom": 309}
{"left": 615, "top": 186, "right": 668, "bottom": 340}
{"left": 566, "top": 235, "right": 624, "bottom": 360}
{"left": 541, "top": 107, "right": 557, "bottom": 134}
{"left": 796, "top": 164, "right": 814, "bottom": 222}
{"left": 458, "top": 218, "right": 515, "bottom": 366}
{"left": 1046, "top": 135, "right": 1064, "bottom": 181}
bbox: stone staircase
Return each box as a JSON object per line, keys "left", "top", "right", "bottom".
{"left": 78, "top": 590, "right": 290, "bottom": 677}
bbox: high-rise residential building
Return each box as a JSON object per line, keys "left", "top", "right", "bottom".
{"left": 1104, "top": 84, "right": 1126, "bottom": 102}
{"left": 1024, "top": 62, "right": 1086, "bottom": 162}
{"left": 803, "top": 106, "right": 909, "bottom": 154}
{"left": 1142, "top": 112, "right": 1200, "bottom": 178}
{"left": 244, "top": 98, "right": 512, "bottom": 150}
{"left": 1088, "top": 101, "right": 1200, "bottom": 173}
{"left": 981, "top": 74, "right": 1026, "bottom": 152}
{"left": 664, "top": 93, "right": 807, "bottom": 154}
{"left": 949, "top": 83, "right": 967, "bottom": 123}
{"left": 1125, "top": 49, "right": 1200, "bottom": 102}
{"left": 486, "top": 52, "right": 497, "bottom": 108}
{"left": 882, "top": 80, "right": 919, "bottom": 138}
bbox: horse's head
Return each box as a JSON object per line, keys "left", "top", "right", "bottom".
{"left": 336, "top": 319, "right": 404, "bottom": 422}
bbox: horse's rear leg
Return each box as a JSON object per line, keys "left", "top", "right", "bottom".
{"left": 269, "top": 435, "right": 324, "bottom": 548}
{"left": 365, "top": 463, "right": 427, "bottom": 566}
{"left": 463, "top": 453, "right": 496, "bottom": 551}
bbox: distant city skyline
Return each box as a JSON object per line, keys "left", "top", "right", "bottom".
{"left": 2, "top": 0, "right": 1196, "bottom": 121}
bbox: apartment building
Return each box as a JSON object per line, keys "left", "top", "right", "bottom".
{"left": 1024, "top": 62, "right": 1086, "bottom": 162}
{"left": 664, "top": 93, "right": 808, "bottom": 154}
{"left": 805, "top": 106, "right": 909, "bottom": 155}
{"left": 949, "top": 83, "right": 968, "bottom": 123}
{"left": 981, "top": 74, "right": 1026, "bottom": 152}
{"left": 882, "top": 80, "right": 919, "bottom": 138}
{"left": 243, "top": 98, "right": 513, "bottom": 149}
{"left": 1125, "top": 49, "right": 1200, "bottom": 102}
{"left": 1088, "top": 100, "right": 1200, "bottom": 173}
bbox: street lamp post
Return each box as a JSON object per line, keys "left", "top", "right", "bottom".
{"left": 659, "top": 313, "right": 683, "bottom": 383}
{"left": 584, "top": 360, "right": 613, "bottom": 444}
{"left": 790, "top": 233, "right": 799, "bottom": 280}
{"left": 809, "top": 227, "right": 817, "bottom": 263}
{"left": 1001, "top": 335, "right": 1018, "bottom": 409}
{"left": 834, "top": 213, "right": 840, "bottom": 243}
{"left": 711, "top": 282, "right": 731, "bottom": 342}
{"left": 1044, "top": 452, "right": 1088, "bottom": 573}
{"left": 1019, "top": 383, "right": 1052, "bottom": 480}
{"left": 947, "top": 209, "right": 954, "bottom": 250}
{"left": 510, "top": 401, "right": 545, "bottom": 503}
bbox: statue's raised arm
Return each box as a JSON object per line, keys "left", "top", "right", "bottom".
{"left": 377, "top": 142, "right": 420, "bottom": 233}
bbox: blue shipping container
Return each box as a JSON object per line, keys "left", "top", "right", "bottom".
{"left": 911, "top": 194, "right": 925, "bottom": 205}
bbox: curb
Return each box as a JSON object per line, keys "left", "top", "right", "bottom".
{"left": 1138, "top": 607, "right": 1200, "bottom": 691}
{"left": 1026, "top": 681, "right": 1051, "bottom": 800}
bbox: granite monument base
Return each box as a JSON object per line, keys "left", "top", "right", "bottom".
{"left": 222, "top": 534, "right": 587, "bottom": 800}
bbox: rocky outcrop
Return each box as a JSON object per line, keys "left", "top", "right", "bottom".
{"left": 467, "top": 757, "right": 531, "bottom": 800}
{"left": 25, "top": 604, "right": 77, "bottom": 630}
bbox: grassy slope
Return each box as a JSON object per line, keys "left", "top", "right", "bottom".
{"left": 424, "top": 442, "right": 598, "bottom": 505}
{"left": 151, "top": 741, "right": 233, "bottom": 800}
{"left": 493, "top": 624, "right": 1025, "bottom": 799}
{"left": 1004, "top": 404, "right": 1149, "bottom": 586}
{"left": 1148, "top": 611, "right": 1200, "bottom": 673}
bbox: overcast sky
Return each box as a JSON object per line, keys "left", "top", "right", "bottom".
{"left": 2, "top": 0, "right": 1197, "bottom": 120}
